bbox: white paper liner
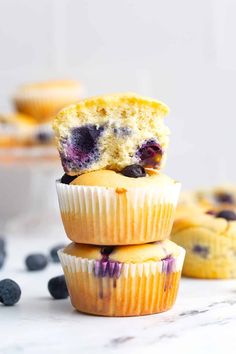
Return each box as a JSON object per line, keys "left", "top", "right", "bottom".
{"left": 56, "top": 181, "right": 181, "bottom": 244}
{"left": 58, "top": 246, "right": 185, "bottom": 316}
{"left": 58, "top": 246, "right": 185, "bottom": 277}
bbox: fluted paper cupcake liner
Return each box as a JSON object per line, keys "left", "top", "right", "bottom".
{"left": 56, "top": 181, "right": 181, "bottom": 245}
{"left": 58, "top": 247, "right": 185, "bottom": 316}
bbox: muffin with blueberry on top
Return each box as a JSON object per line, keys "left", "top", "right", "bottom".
{"left": 0, "top": 112, "right": 54, "bottom": 148}
{"left": 179, "top": 185, "right": 236, "bottom": 211}
{"left": 58, "top": 240, "right": 185, "bottom": 316}
{"left": 54, "top": 93, "right": 181, "bottom": 245}
{"left": 171, "top": 207, "right": 236, "bottom": 278}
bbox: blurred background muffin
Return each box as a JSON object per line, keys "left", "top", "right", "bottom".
{"left": 13, "top": 80, "right": 83, "bottom": 123}
{"left": 178, "top": 185, "right": 236, "bottom": 212}
{"left": 0, "top": 112, "right": 54, "bottom": 148}
{"left": 171, "top": 205, "right": 236, "bottom": 279}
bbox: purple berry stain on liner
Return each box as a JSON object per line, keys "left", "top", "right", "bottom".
{"left": 136, "top": 139, "right": 163, "bottom": 168}
{"left": 162, "top": 255, "right": 175, "bottom": 274}
{"left": 94, "top": 247, "right": 123, "bottom": 299}
{"left": 161, "top": 255, "right": 175, "bottom": 292}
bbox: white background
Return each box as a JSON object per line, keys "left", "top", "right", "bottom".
{"left": 0, "top": 0, "right": 236, "bottom": 189}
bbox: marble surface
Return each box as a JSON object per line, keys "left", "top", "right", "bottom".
{"left": 1, "top": 233, "right": 236, "bottom": 354}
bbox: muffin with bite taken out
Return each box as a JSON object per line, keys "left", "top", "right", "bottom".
{"left": 54, "top": 92, "right": 184, "bottom": 316}
{"left": 53, "top": 93, "right": 169, "bottom": 175}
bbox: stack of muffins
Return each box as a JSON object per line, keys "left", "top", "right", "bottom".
{"left": 53, "top": 93, "right": 185, "bottom": 316}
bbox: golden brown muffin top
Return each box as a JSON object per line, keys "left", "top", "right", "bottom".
{"left": 70, "top": 169, "right": 176, "bottom": 188}
{"left": 63, "top": 240, "right": 181, "bottom": 263}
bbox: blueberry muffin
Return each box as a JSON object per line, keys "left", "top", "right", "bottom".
{"left": 57, "top": 169, "right": 180, "bottom": 245}
{"left": 53, "top": 93, "right": 169, "bottom": 175}
{"left": 179, "top": 186, "right": 236, "bottom": 211}
{"left": 13, "top": 80, "right": 83, "bottom": 123}
{"left": 0, "top": 113, "right": 54, "bottom": 147}
{"left": 58, "top": 240, "right": 185, "bottom": 316}
{"left": 171, "top": 207, "right": 236, "bottom": 278}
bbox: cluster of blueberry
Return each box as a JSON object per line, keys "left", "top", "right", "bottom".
{"left": 0, "top": 238, "right": 68, "bottom": 306}
{"left": 60, "top": 124, "right": 163, "bottom": 174}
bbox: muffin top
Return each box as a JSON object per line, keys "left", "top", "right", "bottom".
{"left": 63, "top": 240, "right": 181, "bottom": 263}
{"left": 172, "top": 207, "right": 236, "bottom": 238}
{"left": 68, "top": 169, "right": 176, "bottom": 188}
{"left": 179, "top": 185, "right": 236, "bottom": 211}
{"left": 53, "top": 92, "right": 170, "bottom": 176}
{"left": 14, "top": 80, "right": 82, "bottom": 98}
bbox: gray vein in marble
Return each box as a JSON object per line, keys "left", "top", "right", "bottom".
{"left": 109, "top": 336, "right": 135, "bottom": 347}
{"left": 179, "top": 309, "right": 209, "bottom": 317}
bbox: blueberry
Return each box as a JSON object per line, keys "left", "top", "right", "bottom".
{"left": 120, "top": 164, "right": 146, "bottom": 178}
{"left": 0, "top": 252, "right": 5, "bottom": 269}
{"left": 71, "top": 125, "right": 104, "bottom": 153}
{"left": 60, "top": 124, "right": 104, "bottom": 172}
{"left": 192, "top": 245, "right": 209, "bottom": 258}
{"left": 50, "top": 244, "right": 66, "bottom": 263}
{"left": 101, "top": 246, "right": 114, "bottom": 256}
{"left": 136, "top": 139, "right": 163, "bottom": 168}
{"left": 0, "top": 279, "right": 21, "bottom": 306}
{"left": 61, "top": 174, "right": 78, "bottom": 184}
{"left": 215, "top": 193, "right": 234, "bottom": 204}
{"left": 48, "top": 275, "right": 68, "bottom": 299}
{"left": 216, "top": 210, "right": 236, "bottom": 221}
{"left": 25, "top": 254, "right": 48, "bottom": 271}
{"left": 36, "top": 131, "right": 53, "bottom": 143}
{"left": 0, "top": 237, "right": 5, "bottom": 252}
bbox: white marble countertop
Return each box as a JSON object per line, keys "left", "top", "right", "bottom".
{"left": 1, "top": 233, "right": 236, "bottom": 354}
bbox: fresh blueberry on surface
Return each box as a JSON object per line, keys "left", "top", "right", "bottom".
{"left": 215, "top": 193, "right": 234, "bottom": 204}
{"left": 50, "top": 244, "right": 66, "bottom": 263}
{"left": 0, "top": 237, "right": 5, "bottom": 252}
{"left": 48, "top": 275, "right": 68, "bottom": 299}
{"left": 60, "top": 174, "right": 78, "bottom": 184}
{"left": 71, "top": 125, "right": 104, "bottom": 153}
{"left": 215, "top": 210, "right": 236, "bottom": 221}
{"left": 136, "top": 139, "right": 163, "bottom": 168}
{"left": 0, "top": 252, "right": 5, "bottom": 269}
{"left": 25, "top": 254, "right": 48, "bottom": 271}
{"left": 0, "top": 279, "right": 21, "bottom": 306}
{"left": 120, "top": 164, "right": 146, "bottom": 178}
